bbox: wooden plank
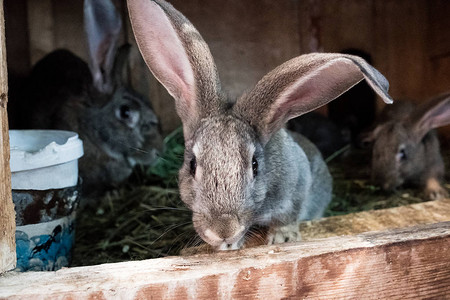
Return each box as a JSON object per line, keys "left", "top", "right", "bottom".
{"left": 300, "top": 199, "right": 450, "bottom": 240}
{"left": 424, "top": 0, "right": 450, "bottom": 125}
{"left": 0, "top": 222, "right": 449, "bottom": 299}
{"left": 320, "top": 0, "right": 374, "bottom": 53}
{"left": 27, "top": 0, "right": 54, "bottom": 65}
{"left": 427, "top": 0, "right": 450, "bottom": 59}
{"left": 0, "top": 0, "right": 16, "bottom": 273}
{"left": 52, "top": 0, "right": 87, "bottom": 60}
{"left": 373, "top": 0, "right": 428, "bottom": 103}
{"left": 4, "top": 0, "right": 31, "bottom": 78}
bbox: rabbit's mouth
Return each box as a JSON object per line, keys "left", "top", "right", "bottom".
{"left": 202, "top": 227, "right": 247, "bottom": 251}
{"left": 371, "top": 170, "right": 404, "bottom": 192}
{"left": 193, "top": 215, "right": 248, "bottom": 251}
{"left": 126, "top": 156, "right": 137, "bottom": 167}
{"left": 216, "top": 239, "right": 245, "bottom": 251}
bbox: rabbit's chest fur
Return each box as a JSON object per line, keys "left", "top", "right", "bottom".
{"left": 255, "top": 129, "right": 332, "bottom": 225}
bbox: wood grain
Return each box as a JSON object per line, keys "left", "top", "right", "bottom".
{"left": 0, "top": 0, "right": 16, "bottom": 273}
{"left": 0, "top": 222, "right": 449, "bottom": 299}
{"left": 4, "top": 0, "right": 30, "bottom": 78}
{"left": 300, "top": 199, "right": 450, "bottom": 240}
{"left": 27, "top": 0, "right": 54, "bottom": 66}
{"left": 374, "top": 0, "right": 428, "bottom": 101}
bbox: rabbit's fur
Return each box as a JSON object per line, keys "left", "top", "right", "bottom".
{"left": 128, "top": 0, "right": 393, "bottom": 250}
{"left": 364, "top": 95, "right": 450, "bottom": 200}
{"left": 11, "top": 0, "right": 163, "bottom": 196}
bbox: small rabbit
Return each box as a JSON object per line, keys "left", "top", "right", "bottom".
{"left": 14, "top": 0, "right": 163, "bottom": 196}
{"left": 363, "top": 95, "right": 450, "bottom": 200}
{"left": 288, "top": 112, "right": 351, "bottom": 158}
{"left": 128, "top": 0, "right": 392, "bottom": 250}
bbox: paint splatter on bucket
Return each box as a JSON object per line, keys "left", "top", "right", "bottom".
{"left": 10, "top": 130, "right": 83, "bottom": 271}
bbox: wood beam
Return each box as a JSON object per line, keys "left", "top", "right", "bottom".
{"left": 0, "top": 222, "right": 449, "bottom": 299}
{"left": 0, "top": 0, "right": 16, "bottom": 274}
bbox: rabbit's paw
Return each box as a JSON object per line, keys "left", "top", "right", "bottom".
{"left": 267, "top": 223, "right": 302, "bottom": 245}
{"left": 425, "top": 178, "right": 449, "bottom": 200}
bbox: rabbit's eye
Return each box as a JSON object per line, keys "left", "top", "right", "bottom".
{"left": 115, "top": 105, "right": 140, "bottom": 128}
{"left": 119, "top": 105, "right": 131, "bottom": 119}
{"left": 396, "top": 147, "right": 407, "bottom": 162}
{"left": 190, "top": 156, "right": 197, "bottom": 177}
{"left": 252, "top": 156, "right": 258, "bottom": 177}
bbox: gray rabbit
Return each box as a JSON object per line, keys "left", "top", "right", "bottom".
{"left": 15, "top": 0, "right": 163, "bottom": 196}
{"left": 362, "top": 94, "right": 450, "bottom": 200}
{"left": 128, "top": 0, "right": 393, "bottom": 250}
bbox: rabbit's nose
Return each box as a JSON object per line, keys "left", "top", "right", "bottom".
{"left": 372, "top": 171, "right": 397, "bottom": 192}
{"left": 204, "top": 227, "right": 242, "bottom": 242}
{"left": 204, "top": 215, "right": 245, "bottom": 246}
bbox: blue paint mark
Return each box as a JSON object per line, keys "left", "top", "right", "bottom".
{"left": 15, "top": 217, "right": 75, "bottom": 272}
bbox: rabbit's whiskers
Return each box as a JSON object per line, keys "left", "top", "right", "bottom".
{"left": 114, "top": 139, "right": 150, "bottom": 154}
{"left": 150, "top": 221, "right": 192, "bottom": 246}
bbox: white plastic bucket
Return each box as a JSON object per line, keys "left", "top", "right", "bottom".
{"left": 9, "top": 130, "right": 84, "bottom": 271}
{"left": 10, "top": 130, "right": 84, "bottom": 190}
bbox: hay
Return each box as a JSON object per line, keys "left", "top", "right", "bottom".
{"left": 325, "top": 148, "right": 428, "bottom": 217}
{"left": 71, "top": 128, "right": 449, "bottom": 266}
{"left": 72, "top": 127, "right": 198, "bottom": 266}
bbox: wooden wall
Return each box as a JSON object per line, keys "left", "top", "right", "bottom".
{"left": 4, "top": 0, "right": 450, "bottom": 135}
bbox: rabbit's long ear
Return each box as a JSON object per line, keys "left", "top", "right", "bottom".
{"left": 112, "top": 44, "right": 132, "bottom": 86}
{"left": 410, "top": 93, "right": 450, "bottom": 141}
{"left": 84, "top": 0, "right": 122, "bottom": 94}
{"left": 357, "top": 124, "right": 385, "bottom": 149}
{"left": 128, "top": 0, "right": 224, "bottom": 139}
{"left": 234, "top": 53, "right": 393, "bottom": 144}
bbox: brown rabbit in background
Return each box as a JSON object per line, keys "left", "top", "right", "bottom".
{"left": 128, "top": 0, "right": 393, "bottom": 250}
{"left": 9, "top": 0, "right": 163, "bottom": 197}
{"left": 363, "top": 93, "right": 450, "bottom": 200}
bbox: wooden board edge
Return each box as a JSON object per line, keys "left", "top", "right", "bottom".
{"left": 0, "top": 222, "right": 449, "bottom": 299}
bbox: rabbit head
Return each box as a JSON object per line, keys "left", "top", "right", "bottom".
{"left": 81, "top": 81, "right": 162, "bottom": 169}
{"left": 82, "top": 0, "right": 163, "bottom": 171}
{"left": 128, "top": 0, "right": 392, "bottom": 249}
{"left": 369, "top": 94, "right": 450, "bottom": 192}
{"left": 356, "top": 101, "right": 415, "bottom": 149}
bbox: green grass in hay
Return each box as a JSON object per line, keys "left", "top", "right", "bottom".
{"left": 147, "top": 126, "right": 185, "bottom": 181}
